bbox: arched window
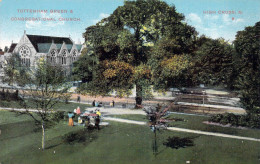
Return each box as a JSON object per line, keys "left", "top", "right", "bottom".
{"left": 49, "top": 49, "right": 57, "bottom": 64}
{"left": 19, "top": 45, "right": 31, "bottom": 67}
{"left": 61, "top": 49, "right": 67, "bottom": 65}
{"left": 72, "top": 49, "right": 77, "bottom": 62}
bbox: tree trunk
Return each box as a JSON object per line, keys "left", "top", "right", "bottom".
{"left": 42, "top": 121, "right": 45, "bottom": 150}
{"left": 135, "top": 84, "right": 143, "bottom": 108}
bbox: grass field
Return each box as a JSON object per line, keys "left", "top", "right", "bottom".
{"left": 1, "top": 110, "right": 260, "bottom": 164}
{"left": 111, "top": 113, "right": 260, "bottom": 139}
{"left": 0, "top": 100, "right": 91, "bottom": 112}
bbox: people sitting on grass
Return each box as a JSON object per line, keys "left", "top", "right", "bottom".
{"left": 98, "top": 102, "right": 103, "bottom": 107}
{"left": 78, "top": 116, "right": 83, "bottom": 124}
{"left": 95, "top": 101, "right": 99, "bottom": 107}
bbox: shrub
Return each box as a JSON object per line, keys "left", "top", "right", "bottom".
{"left": 209, "top": 113, "right": 260, "bottom": 129}
{"left": 0, "top": 101, "right": 10, "bottom": 107}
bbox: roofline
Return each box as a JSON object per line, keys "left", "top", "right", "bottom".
{"left": 26, "top": 34, "right": 71, "bottom": 39}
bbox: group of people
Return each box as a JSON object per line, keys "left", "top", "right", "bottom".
{"left": 76, "top": 94, "right": 116, "bottom": 108}
{"left": 92, "top": 100, "right": 115, "bottom": 107}
{"left": 67, "top": 106, "right": 102, "bottom": 130}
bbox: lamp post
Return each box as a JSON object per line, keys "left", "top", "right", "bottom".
{"left": 202, "top": 90, "right": 206, "bottom": 105}
{"left": 202, "top": 90, "right": 206, "bottom": 114}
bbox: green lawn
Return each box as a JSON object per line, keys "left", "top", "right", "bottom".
{"left": 0, "top": 110, "right": 260, "bottom": 164}
{"left": 0, "top": 100, "right": 91, "bottom": 112}
{"left": 111, "top": 113, "right": 260, "bottom": 139}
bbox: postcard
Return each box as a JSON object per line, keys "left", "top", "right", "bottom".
{"left": 0, "top": 0, "right": 259, "bottom": 164}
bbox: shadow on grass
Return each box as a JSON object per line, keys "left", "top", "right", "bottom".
{"left": 45, "top": 142, "right": 63, "bottom": 149}
{"left": 163, "top": 136, "right": 198, "bottom": 149}
{"left": 62, "top": 126, "right": 99, "bottom": 145}
{"left": 0, "top": 121, "right": 40, "bottom": 141}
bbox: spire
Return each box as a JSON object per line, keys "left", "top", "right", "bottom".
{"left": 24, "top": 30, "right": 26, "bottom": 34}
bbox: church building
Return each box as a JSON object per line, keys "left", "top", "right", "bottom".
{"left": 0, "top": 31, "right": 84, "bottom": 81}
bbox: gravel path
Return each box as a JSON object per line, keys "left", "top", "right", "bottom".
{"left": 1, "top": 107, "right": 259, "bottom": 142}
{"left": 104, "top": 117, "right": 260, "bottom": 142}
{"left": 85, "top": 107, "right": 146, "bottom": 116}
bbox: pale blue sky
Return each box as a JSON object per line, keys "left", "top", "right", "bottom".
{"left": 0, "top": 0, "right": 259, "bottom": 48}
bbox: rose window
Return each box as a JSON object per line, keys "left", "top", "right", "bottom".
{"left": 19, "top": 45, "right": 31, "bottom": 57}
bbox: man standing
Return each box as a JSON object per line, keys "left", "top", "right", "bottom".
{"left": 95, "top": 115, "right": 100, "bottom": 130}
{"left": 77, "top": 95, "right": 81, "bottom": 103}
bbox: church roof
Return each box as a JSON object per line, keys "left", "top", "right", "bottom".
{"left": 37, "top": 43, "right": 52, "bottom": 53}
{"left": 27, "top": 34, "right": 73, "bottom": 52}
{"left": 76, "top": 44, "right": 82, "bottom": 51}
{"left": 67, "top": 44, "right": 73, "bottom": 52}
{"left": 8, "top": 43, "right": 17, "bottom": 53}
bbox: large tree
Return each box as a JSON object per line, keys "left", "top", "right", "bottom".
{"left": 16, "top": 58, "right": 70, "bottom": 150}
{"left": 234, "top": 21, "right": 260, "bottom": 113}
{"left": 77, "top": 0, "right": 197, "bottom": 105}
{"left": 189, "top": 38, "right": 235, "bottom": 87}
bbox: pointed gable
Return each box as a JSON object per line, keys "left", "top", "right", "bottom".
{"left": 8, "top": 43, "right": 17, "bottom": 53}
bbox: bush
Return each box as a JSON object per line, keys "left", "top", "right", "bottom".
{"left": 0, "top": 100, "right": 10, "bottom": 107}
{"left": 209, "top": 113, "right": 260, "bottom": 129}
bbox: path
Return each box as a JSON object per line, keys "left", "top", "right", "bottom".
{"left": 176, "top": 102, "right": 245, "bottom": 112}
{"left": 1, "top": 107, "right": 259, "bottom": 142}
{"left": 102, "top": 117, "right": 260, "bottom": 142}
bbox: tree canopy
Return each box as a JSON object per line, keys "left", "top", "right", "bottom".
{"left": 76, "top": 0, "right": 197, "bottom": 104}
{"left": 234, "top": 21, "right": 260, "bottom": 113}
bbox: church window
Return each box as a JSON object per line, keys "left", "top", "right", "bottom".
{"left": 72, "top": 49, "right": 77, "bottom": 62}
{"left": 19, "top": 45, "right": 31, "bottom": 67}
{"left": 61, "top": 49, "right": 67, "bottom": 65}
{"left": 49, "top": 49, "right": 57, "bottom": 64}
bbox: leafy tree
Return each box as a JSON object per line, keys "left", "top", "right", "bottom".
{"left": 234, "top": 21, "right": 260, "bottom": 113}
{"left": 3, "top": 53, "right": 22, "bottom": 86}
{"left": 72, "top": 48, "right": 98, "bottom": 83}
{"left": 81, "top": 60, "right": 135, "bottom": 97}
{"left": 149, "top": 37, "right": 194, "bottom": 90}
{"left": 17, "top": 58, "right": 70, "bottom": 150}
{"left": 189, "top": 38, "right": 235, "bottom": 87}
{"left": 80, "top": 0, "right": 197, "bottom": 105}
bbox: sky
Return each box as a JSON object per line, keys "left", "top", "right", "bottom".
{"left": 0, "top": 0, "right": 259, "bottom": 48}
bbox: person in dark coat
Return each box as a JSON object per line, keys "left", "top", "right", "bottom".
{"left": 92, "top": 100, "right": 96, "bottom": 107}
{"left": 95, "top": 115, "right": 100, "bottom": 130}
{"left": 77, "top": 95, "right": 81, "bottom": 103}
{"left": 112, "top": 100, "right": 115, "bottom": 107}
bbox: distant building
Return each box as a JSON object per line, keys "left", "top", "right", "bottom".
{"left": 0, "top": 31, "right": 85, "bottom": 81}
